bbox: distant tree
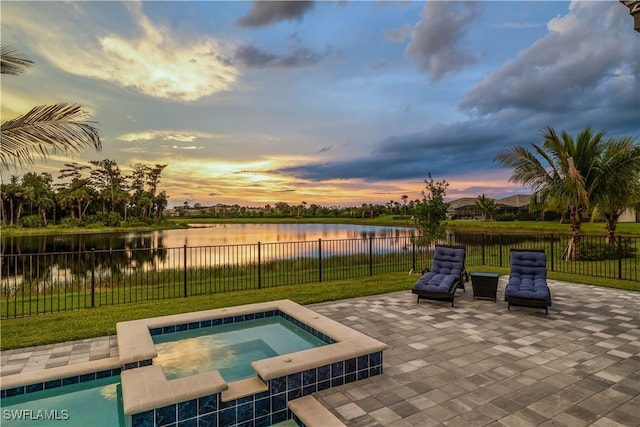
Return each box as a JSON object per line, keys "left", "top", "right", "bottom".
{"left": 475, "top": 194, "right": 500, "bottom": 221}
{"left": 0, "top": 45, "right": 101, "bottom": 170}
{"left": 401, "top": 195, "right": 408, "bottom": 215}
{"left": 412, "top": 173, "right": 450, "bottom": 247}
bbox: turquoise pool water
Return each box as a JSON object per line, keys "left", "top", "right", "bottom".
{"left": 153, "top": 316, "right": 327, "bottom": 381}
{"left": 1, "top": 376, "right": 124, "bottom": 427}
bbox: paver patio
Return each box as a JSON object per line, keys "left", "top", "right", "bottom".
{"left": 2, "top": 277, "right": 639, "bottom": 426}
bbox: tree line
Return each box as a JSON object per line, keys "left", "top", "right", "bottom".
{"left": 1, "top": 160, "right": 168, "bottom": 228}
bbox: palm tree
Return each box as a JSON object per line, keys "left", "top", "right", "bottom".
{"left": 496, "top": 126, "right": 607, "bottom": 260}
{"left": 591, "top": 136, "right": 640, "bottom": 242}
{"left": 0, "top": 44, "right": 101, "bottom": 170}
{"left": 475, "top": 194, "right": 500, "bottom": 221}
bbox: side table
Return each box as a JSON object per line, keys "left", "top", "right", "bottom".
{"left": 471, "top": 272, "right": 499, "bottom": 301}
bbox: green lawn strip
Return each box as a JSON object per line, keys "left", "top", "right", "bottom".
{"left": 0, "top": 273, "right": 415, "bottom": 350}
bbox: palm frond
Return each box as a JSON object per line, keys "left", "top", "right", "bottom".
{"left": 1, "top": 44, "right": 34, "bottom": 75}
{"left": 0, "top": 103, "right": 102, "bottom": 170}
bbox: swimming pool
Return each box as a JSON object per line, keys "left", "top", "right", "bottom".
{"left": 1, "top": 374, "right": 123, "bottom": 427}
{"left": 153, "top": 316, "right": 328, "bottom": 382}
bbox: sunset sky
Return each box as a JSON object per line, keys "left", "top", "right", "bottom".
{"left": 1, "top": 1, "right": 638, "bottom": 208}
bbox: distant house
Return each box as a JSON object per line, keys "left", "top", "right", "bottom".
{"left": 447, "top": 194, "right": 532, "bottom": 220}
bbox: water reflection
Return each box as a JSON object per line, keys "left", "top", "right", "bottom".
{"left": 1, "top": 224, "right": 414, "bottom": 287}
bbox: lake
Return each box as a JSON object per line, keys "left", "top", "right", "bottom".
{"left": 1, "top": 223, "right": 415, "bottom": 255}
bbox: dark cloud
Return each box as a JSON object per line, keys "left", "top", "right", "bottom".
{"left": 317, "top": 146, "right": 332, "bottom": 154}
{"left": 234, "top": 45, "right": 323, "bottom": 69}
{"left": 406, "top": 1, "right": 482, "bottom": 82}
{"left": 274, "top": 2, "right": 639, "bottom": 185}
{"left": 459, "top": 2, "right": 638, "bottom": 117}
{"left": 237, "top": 1, "right": 315, "bottom": 27}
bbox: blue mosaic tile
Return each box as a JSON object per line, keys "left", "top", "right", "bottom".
{"left": 271, "top": 393, "right": 287, "bottom": 412}
{"left": 177, "top": 399, "right": 197, "bottom": 420}
{"left": 177, "top": 418, "right": 197, "bottom": 427}
{"left": 163, "top": 325, "right": 175, "bottom": 334}
{"left": 371, "top": 365, "right": 382, "bottom": 376}
{"left": 124, "top": 362, "right": 138, "bottom": 370}
{"left": 219, "top": 396, "right": 236, "bottom": 410}
{"left": 201, "top": 320, "right": 212, "bottom": 327}
{"left": 370, "top": 351, "right": 382, "bottom": 366}
{"left": 255, "top": 414, "right": 271, "bottom": 427}
{"left": 331, "top": 361, "right": 344, "bottom": 377}
{"left": 96, "top": 369, "right": 111, "bottom": 379}
{"left": 212, "top": 319, "right": 222, "bottom": 326}
{"left": 264, "top": 310, "right": 276, "bottom": 317}
{"left": 317, "top": 365, "right": 330, "bottom": 382}
{"left": 255, "top": 397, "right": 270, "bottom": 417}
{"left": 175, "top": 323, "right": 187, "bottom": 332}
{"left": 26, "top": 383, "right": 44, "bottom": 393}
{"left": 287, "top": 388, "right": 301, "bottom": 401}
{"left": 287, "top": 372, "right": 302, "bottom": 389}
{"left": 255, "top": 389, "right": 270, "bottom": 400}
{"left": 234, "top": 315, "right": 244, "bottom": 323}
{"left": 238, "top": 395, "right": 253, "bottom": 405}
{"left": 197, "top": 412, "right": 216, "bottom": 427}
{"left": 112, "top": 367, "right": 122, "bottom": 375}
{"left": 45, "top": 379, "right": 62, "bottom": 390}
{"left": 345, "top": 357, "right": 357, "bottom": 374}
{"left": 218, "top": 407, "right": 235, "bottom": 426}
{"left": 357, "top": 370, "right": 369, "bottom": 381}
{"left": 150, "top": 327, "right": 163, "bottom": 336}
{"left": 187, "top": 322, "right": 199, "bottom": 330}
{"left": 270, "top": 377, "right": 286, "bottom": 394}
{"left": 237, "top": 401, "right": 254, "bottom": 423}
{"left": 131, "top": 410, "right": 154, "bottom": 427}
{"left": 345, "top": 373, "right": 357, "bottom": 384}
{"left": 245, "top": 313, "right": 255, "bottom": 320}
{"left": 272, "top": 410, "right": 287, "bottom": 424}
{"left": 302, "top": 384, "right": 316, "bottom": 396}
{"left": 317, "top": 380, "right": 331, "bottom": 391}
{"left": 198, "top": 395, "right": 217, "bottom": 415}
{"left": 238, "top": 420, "right": 253, "bottom": 427}
{"left": 5, "top": 387, "right": 24, "bottom": 397}
{"left": 1, "top": 390, "right": 6, "bottom": 399}
{"left": 302, "top": 368, "right": 316, "bottom": 384}
{"left": 140, "top": 359, "right": 152, "bottom": 367}
{"left": 357, "top": 355, "right": 369, "bottom": 370}
{"left": 255, "top": 311, "right": 265, "bottom": 319}
{"left": 156, "top": 404, "right": 176, "bottom": 426}
{"left": 331, "top": 376, "right": 344, "bottom": 387}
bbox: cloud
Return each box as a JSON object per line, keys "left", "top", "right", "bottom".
{"left": 171, "top": 146, "right": 203, "bottom": 150}
{"left": 32, "top": 2, "right": 238, "bottom": 102}
{"left": 405, "top": 1, "right": 482, "bottom": 82}
{"left": 237, "top": 1, "right": 315, "bottom": 27}
{"left": 234, "top": 44, "right": 324, "bottom": 69}
{"left": 383, "top": 24, "right": 412, "bottom": 42}
{"left": 117, "top": 130, "right": 223, "bottom": 143}
{"left": 459, "top": 1, "right": 638, "bottom": 117}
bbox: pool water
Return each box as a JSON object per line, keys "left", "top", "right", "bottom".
{"left": 153, "top": 316, "right": 328, "bottom": 382}
{"left": 1, "top": 376, "right": 124, "bottom": 427}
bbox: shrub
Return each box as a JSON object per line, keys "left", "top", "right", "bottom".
{"left": 496, "top": 213, "right": 517, "bottom": 222}
{"left": 20, "top": 214, "right": 44, "bottom": 228}
{"left": 580, "top": 238, "right": 637, "bottom": 260}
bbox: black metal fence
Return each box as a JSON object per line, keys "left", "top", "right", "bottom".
{"left": 1, "top": 233, "right": 637, "bottom": 318}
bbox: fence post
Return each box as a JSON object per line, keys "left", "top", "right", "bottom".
{"left": 91, "top": 248, "right": 96, "bottom": 308}
{"left": 183, "top": 244, "right": 188, "bottom": 297}
{"left": 618, "top": 236, "right": 623, "bottom": 280}
{"left": 550, "top": 234, "right": 555, "bottom": 272}
{"left": 412, "top": 235, "right": 416, "bottom": 272}
{"left": 318, "top": 239, "right": 322, "bottom": 283}
{"left": 258, "top": 242, "right": 262, "bottom": 289}
{"left": 369, "top": 236, "right": 373, "bottom": 276}
{"left": 499, "top": 234, "right": 503, "bottom": 267}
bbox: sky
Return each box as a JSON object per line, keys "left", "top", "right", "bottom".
{"left": 1, "top": 0, "right": 638, "bottom": 208}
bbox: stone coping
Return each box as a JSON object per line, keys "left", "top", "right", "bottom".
{"left": 116, "top": 299, "right": 388, "bottom": 382}
{"left": 120, "top": 364, "right": 227, "bottom": 415}
{"left": 288, "top": 395, "right": 346, "bottom": 427}
{"left": 0, "top": 356, "right": 121, "bottom": 390}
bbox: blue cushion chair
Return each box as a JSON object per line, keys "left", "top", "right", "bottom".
{"left": 505, "top": 249, "right": 552, "bottom": 314}
{"left": 412, "top": 245, "right": 466, "bottom": 307}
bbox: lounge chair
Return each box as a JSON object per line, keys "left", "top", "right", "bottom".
{"left": 505, "top": 249, "right": 552, "bottom": 314}
{"left": 412, "top": 245, "right": 466, "bottom": 307}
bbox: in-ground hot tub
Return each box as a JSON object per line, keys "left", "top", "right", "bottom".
{"left": 116, "top": 299, "right": 387, "bottom": 427}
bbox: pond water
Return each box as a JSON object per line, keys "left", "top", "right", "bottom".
{"left": 1, "top": 223, "right": 415, "bottom": 255}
